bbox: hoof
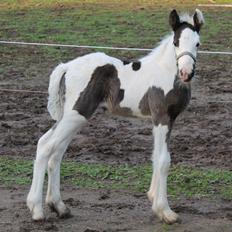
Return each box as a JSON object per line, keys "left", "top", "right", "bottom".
{"left": 31, "top": 207, "right": 45, "bottom": 221}
{"left": 27, "top": 199, "right": 45, "bottom": 221}
{"left": 155, "top": 208, "right": 180, "bottom": 224}
{"left": 152, "top": 204, "right": 180, "bottom": 225}
{"left": 48, "top": 201, "right": 72, "bottom": 219}
{"left": 59, "top": 207, "right": 73, "bottom": 219}
{"left": 162, "top": 209, "right": 180, "bottom": 224}
{"left": 32, "top": 215, "right": 46, "bottom": 222}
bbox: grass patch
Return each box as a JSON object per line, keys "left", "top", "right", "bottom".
{"left": 0, "top": 157, "right": 232, "bottom": 200}
{"left": 0, "top": 1, "right": 231, "bottom": 58}
{"left": 1, "top": 1, "right": 232, "bottom": 10}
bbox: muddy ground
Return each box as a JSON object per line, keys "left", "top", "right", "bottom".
{"left": 0, "top": 47, "right": 231, "bottom": 168}
{"left": 1, "top": 185, "right": 232, "bottom": 232}
{"left": 0, "top": 44, "right": 232, "bottom": 232}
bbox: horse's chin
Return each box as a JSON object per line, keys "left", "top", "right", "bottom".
{"left": 176, "top": 77, "right": 192, "bottom": 85}
{"left": 182, "top": 78, "right": 192, "bottom": 83}
{"left": 179, "top": 74, "right": 193, "bottom": 83}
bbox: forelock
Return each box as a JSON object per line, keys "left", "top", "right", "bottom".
{"left": 179, "top": 13, "right": 194, "bottom": 26}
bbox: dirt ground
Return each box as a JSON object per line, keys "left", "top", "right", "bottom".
{"left": 0, "top": 44, "right": 232, "bottom": 231}
{"left": 1, "top": 185, "right": 232, "bottom": 232}
{"left": 0, "top": 48, "right": 231, "bottom": 168}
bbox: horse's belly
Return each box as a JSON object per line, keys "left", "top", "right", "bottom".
{"left": 118, "top": 91, "right": 147, "bottom": 118}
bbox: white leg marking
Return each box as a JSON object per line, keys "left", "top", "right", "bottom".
{"left": 27, "top": 129, "right": 53, "bottom": 220}
{"left": 46, "top": 111, "right": 86, "bottom": 218}
{"left": 148, "top": 124, "right": 179, "bottom": 224}
{"left": 27, "top": 111, "right": 86, "bottom": 220}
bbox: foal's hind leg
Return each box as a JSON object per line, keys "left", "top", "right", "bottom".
{"left": 27, "top": 110, "right": 86, "bottom": 220}
{"left": 44, "top": 64, "right": 119, "bottom": 218}
{"left": 45, "top": 111, "right": 86, "bottom": 218}
{"left": 27, "top": 128, "right": 54, "bottom": 220}
{"left": 46, "top": 154, "right": 70, "bottom": 218}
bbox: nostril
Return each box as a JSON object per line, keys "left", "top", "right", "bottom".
{"left": 180, "top": 70, "right": 183, "bottom": 76}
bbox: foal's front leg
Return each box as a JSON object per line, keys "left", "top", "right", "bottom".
{"left": 147, "top": 124, "right": 179, "bottom": 224}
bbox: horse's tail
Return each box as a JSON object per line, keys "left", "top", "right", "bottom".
{"left": 47, "top": 63, "right": 67, "bottom": 121}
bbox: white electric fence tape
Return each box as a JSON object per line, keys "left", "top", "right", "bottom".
{"left": 0, "top": 40, "right": 232, "bottom": 55}
{"left": 0, "top": 40, "right": 231, "bottom": 103}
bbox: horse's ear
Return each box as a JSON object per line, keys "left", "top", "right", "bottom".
{"left": 193, "top": 9, "right": 204, "bottom": 33}
{"left": 169, "top": 9, "right": 180, "bottom": 31}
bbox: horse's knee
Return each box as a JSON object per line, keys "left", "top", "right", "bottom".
{"left": 47, "top": 155, "right": 61, "bottom": 174}
{"left": 36, "top": 141, "right": 53, "bottom": 162}
{"left": 52, "top": 111, "right": 87, "bottom": 140}
{"left": 37, "top": 128, "right": 53, "bottom": 146}
{"left": 158, "top": 152, "right": 170, "bottom": 174}
{"left": 36, "top": 129, "right": 59, "bottom": 162}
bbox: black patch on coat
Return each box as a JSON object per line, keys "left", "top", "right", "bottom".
{"left": 122, "top": 59, "right": 130, "bottom": 65}
{"left": 139, "top": 87, "right": 170, "bottom": 126}
{"left": 132, "top": 61, "right": 141, "bottom": 71}
{"left": 121, "top": 59, "right": 141, "bottom": 71}
{"left": 109, "top": 88, "right": 133, "bottom": 117}
{"left": 139, "top": 76, "right": 191, "bottom": 128}
{"left": 139, "top": 91, "right": 150, "bottom": 116}
{"left": 166, "top": 77, "right": 191, "bottom": 123}
{"left": 59, "top": 72, "right": 66, "bottom": 105}
{"left": 112, "top": 105, "right": 133, "bottom": 117}
{"left": 73, "top": 64, "right": 121, "bottom": 119}
{"left": 51, "top": 72, "right": 66, "bottom": 130}
{"left": 118, "top": 89, "right": 124, "bottom": 102}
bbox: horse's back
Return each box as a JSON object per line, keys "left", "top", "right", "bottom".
{"left": 48, "top": 51, "right": 174, "bottom": 121}
{"left": 65, "top": 52, "right": 120, "bottom": 80}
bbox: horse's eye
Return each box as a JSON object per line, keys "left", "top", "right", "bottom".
{"left": 196, "top": 43, "right": 200, "bottom": 47}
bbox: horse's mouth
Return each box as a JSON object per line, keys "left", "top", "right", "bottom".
{"left": 180, "top": 75, "right": 191, "bottom": 82}
{"left": 179, "top": 71, "right": 194, "bottom": 83}
{"left": 182, "top": 78, "right": 192, "bottom": 83}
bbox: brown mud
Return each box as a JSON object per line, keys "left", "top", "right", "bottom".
{"left": 0, "top": 48, "right": 231, "bottom": 168}
{"left": 1, "top": 185, "right": 232, "bottom": 232}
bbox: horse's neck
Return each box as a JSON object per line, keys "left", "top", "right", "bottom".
{"left": 143, "top": 34, "right": 177, "bottom": 75}
{"left": 158, "top": 36, "right": 177, "bottom": 73}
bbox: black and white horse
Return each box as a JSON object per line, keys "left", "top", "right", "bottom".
{"left": 27, "top": 9, "right": 204, "bottom": 224}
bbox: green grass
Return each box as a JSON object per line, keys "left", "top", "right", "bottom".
{"left": 0, "top": 157, "right": 232, "bottom": 200}
{"left": 0, "top": 0, "right": 231, "bottom": 59}
{"left": 1, "top": 0, "right": 232, "bottom": 10}
{"left": 0, "top": 8, "right": 169, "bottom": 46}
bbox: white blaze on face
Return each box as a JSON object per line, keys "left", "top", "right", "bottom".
{"left": 176, "top": 28, "right": 200, "bottom": 82}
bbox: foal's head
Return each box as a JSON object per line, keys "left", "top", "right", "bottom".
{"left": 169, "top": 9, "right": 204, "bottom": 82}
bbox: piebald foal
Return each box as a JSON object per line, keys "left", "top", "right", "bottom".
{"left": 27, "top": 9, "right": 204, "bottom": 224}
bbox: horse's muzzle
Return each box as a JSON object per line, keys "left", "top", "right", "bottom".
{"left": 179, "top": 69, "right": 194, "bottom": 82}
